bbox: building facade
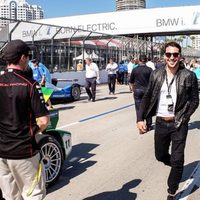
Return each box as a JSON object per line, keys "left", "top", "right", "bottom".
{"left": 0, "top": 0, "right": 43, "bottom": 29}
{"left": 116, "top": 0, "right": 146, "bottom": 11}
{"left": 191, "top": 35, "right": 200, "bottom": 50}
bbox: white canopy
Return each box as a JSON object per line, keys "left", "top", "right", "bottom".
{"left": 73, "top": 50, "right": 104, "bottom": 61}
{"left": 91, "top": 50, "right": 104, "bottom": 61}
{"left": 73, "top": 51, "right": 90, "bottom": 61}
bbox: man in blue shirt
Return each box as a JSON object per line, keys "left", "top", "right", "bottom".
{"left": 30, "top": 60, "right": 46, "bottom": 86}
{"left": 29, "top": 60, "right": 53, "bottom": 109}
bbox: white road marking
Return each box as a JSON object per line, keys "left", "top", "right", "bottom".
{"left": 57, "top": 103, "right": 133, "bottom": 129}
{"left": 58, "top": 121, "right": 79, "bottom": 129}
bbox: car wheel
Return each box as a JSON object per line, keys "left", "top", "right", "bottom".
{"left": 37, "top": 135, "right": 64, "bottom": 187}
{"left": 71, "top": 85, "right": 81, "bottom": 100}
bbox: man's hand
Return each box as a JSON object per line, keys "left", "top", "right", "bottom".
{"left": 36, "top": 115, "right": 49, "bottom": 134}
{"left": 137, "top": 121, "right": 147, "bottom": 134}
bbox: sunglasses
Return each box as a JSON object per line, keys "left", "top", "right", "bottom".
{"left": 165, "top": 52, "right": 180, "bottom": 58}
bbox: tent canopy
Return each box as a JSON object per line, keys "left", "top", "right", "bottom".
{"left": 73, "top": 51, "right": 90, "bottom": 61}
{"left": 73, "top": 50, "right": 104, "bottom": 61}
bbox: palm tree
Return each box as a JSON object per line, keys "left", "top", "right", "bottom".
{"left": 190, "top": 35, "right": 196, "bottom": 47}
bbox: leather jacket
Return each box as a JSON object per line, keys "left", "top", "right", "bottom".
{"left": 137, "top": 64, "right": 199, "bottom": 127}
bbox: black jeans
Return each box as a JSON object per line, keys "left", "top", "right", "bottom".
{"left": 85, "top": 77, "right": 97, "bottom": 100}
{"left": 155, "top": 117, "right": 188, "bottom": 194}
{"left": 108, "top": 74, "right": 116, "bottom": 93}
{"left": 134, "top": 88, "right": 152, "bottom": 127}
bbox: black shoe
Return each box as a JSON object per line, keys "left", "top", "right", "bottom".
{"left": 88, "top": 96, "right": 92, "bottom": 101}
{"left": 167, "top": 195, "right": 175, "bottom": 200}
{"left": 92, "top": 98, "right": 95, "bottom": 102}
{"left": 167, "top": 190, "right": 176, "bottom": 200}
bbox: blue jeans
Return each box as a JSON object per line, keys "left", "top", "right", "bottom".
{"left": 155, "top": 117, "right": 188, "bottom": 194}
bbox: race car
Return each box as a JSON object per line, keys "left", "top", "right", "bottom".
{"left": 49, "top": 78, "right": 81, "bottom": 102}
{"left": 36, "top": 109, "right": 72, "bottom": 187}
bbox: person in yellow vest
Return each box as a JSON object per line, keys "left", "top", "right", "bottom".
{"left": 77, "top": 60, "right": 83, "bottom": 71}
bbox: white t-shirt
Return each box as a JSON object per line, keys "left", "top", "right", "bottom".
{"left": 156, "top": 75, "right": 177, "bottom": 117}
{"left": 106, "top": 62, "right": 118, "bottom": 75}
{"left": 85, "top": 62, "right": 99, "bottom": 78}
{"left": 146, "top": 61, "right": 155, "bottom": 70}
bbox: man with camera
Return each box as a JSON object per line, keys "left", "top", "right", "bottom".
{"left": 136, "top": 42, "right": 199, "bottom": 200}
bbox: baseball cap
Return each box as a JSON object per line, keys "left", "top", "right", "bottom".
{"left": 3, "top": 39, "right": 30, "bottom": 63}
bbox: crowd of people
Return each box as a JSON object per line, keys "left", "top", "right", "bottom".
{"left": 0, "top": 40, "right": 199, "bottom": 200}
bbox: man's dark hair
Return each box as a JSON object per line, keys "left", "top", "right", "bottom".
{"left": 139, "top": 54, "right": 147, "bottom": 62}
{"left": 164, "top": 41, "right": 181, "bottom": 53}
{"left": 109, "top": 58, "right": 115, "bottom": 62}
{"left": 31, "top": 59, "right": 39, "bottom": 65}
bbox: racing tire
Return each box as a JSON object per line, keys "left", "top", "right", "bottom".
{"left": 71, "top": 84, "right": 81, "bottom": 100}
{"left": 37, "top": 134, "right": 64, "bottom": 187}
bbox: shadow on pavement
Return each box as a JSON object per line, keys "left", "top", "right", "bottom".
{"left": 83, "top": 179, "right": 142, "bottom": 200}
{"left": 181, "top": 160, "right": 200, "bottom": 182}
{"left": 118, "top": 91, "right": 133, "bottom": 94}
{"left": 55, "top": 106, "right": 75, "bottom": 111}
{"left": 47, "top": 143, "right": 99, "bottom": 194}
{"left": 188, "top": 121, "right": 200, "bottom": 130}
{"left": 175, "top": 160, "right": 200, "bottom": 199}
{"left": 81, "top": 96, "right": 117, "bottom": 103}
{"left": 95, "top": 97, "right": 117, "bottom": 101}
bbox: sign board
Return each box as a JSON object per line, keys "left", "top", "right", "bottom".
{"left": 9, "top": 5, "right": 200, "bottom": 41}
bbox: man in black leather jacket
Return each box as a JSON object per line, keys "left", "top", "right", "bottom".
{"left": 137, "top": 42, "right": 199, "bottom": 200}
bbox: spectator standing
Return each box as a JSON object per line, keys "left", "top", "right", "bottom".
{"left": 117, "top": 61, "right": 126, "bottom": 84}
{"left": 146, "top": 57, "right": 155, "bottom": 70}
{"left": 127, "top": 58, "right": 134, "bottom": 91}
{"left": 0, "top": 40, "right": 49, "bottom": 200}
{"left": 31, "top": 60, "right": 46, "bottom": 86}
{"left": 106, "top": 58, "right": 118, "bottom": 94}
{"left": 180, "top": 57, "right": 190, "bottom": 69}
{"left": 30, "top": 60, "right": 53, "bottom": 110}
{"left": 129, "top": 54, "right": 153, "bottom": 131}
{"left": 123, "top": 61, "right": 128, "bottom": 85}
{"left": 137, "top": 42, "right": 199, "bottom": 200}
{"left": 85, "top": 57, "right": 100, "bottom": 102}
{"left": 76, "top": 60, "right": 83, "bottom": 71}
{"left": 132, "top": 58, "right": 139, "bottom": 69}
{"left": 189, "top": 59, "right": 198, "bottom": 71}
{"left": 155, "top": 58, "right": 165, "bottom": 69}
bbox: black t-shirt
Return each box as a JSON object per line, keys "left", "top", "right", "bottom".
{"left": 129, "top": 64, "right": 152, "bottom": 90}
{"left": 0, "top": 69, "right": 49, "bottom": 159}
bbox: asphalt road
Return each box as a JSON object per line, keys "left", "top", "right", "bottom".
{"left": 45, "top": 84, "right": 200, "bottom": 200}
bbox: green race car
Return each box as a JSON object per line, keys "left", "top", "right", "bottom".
{"left": 36, "top": 109, "right": 72, "bottom": 187}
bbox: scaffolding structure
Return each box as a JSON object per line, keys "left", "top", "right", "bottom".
{"left": 0, "top": 17, "right": 199, "bottom": 72}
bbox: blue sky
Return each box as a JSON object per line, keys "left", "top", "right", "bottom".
{"left": 28, "top": 0, "right": 200, "bottom": 18}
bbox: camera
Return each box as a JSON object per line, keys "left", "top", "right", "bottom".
{"left": 168, "top": 104, "right": 174, "bottom": 112}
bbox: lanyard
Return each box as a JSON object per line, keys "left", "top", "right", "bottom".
{"left": 165, "top": 74, "right": 175, "bottom": 95}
